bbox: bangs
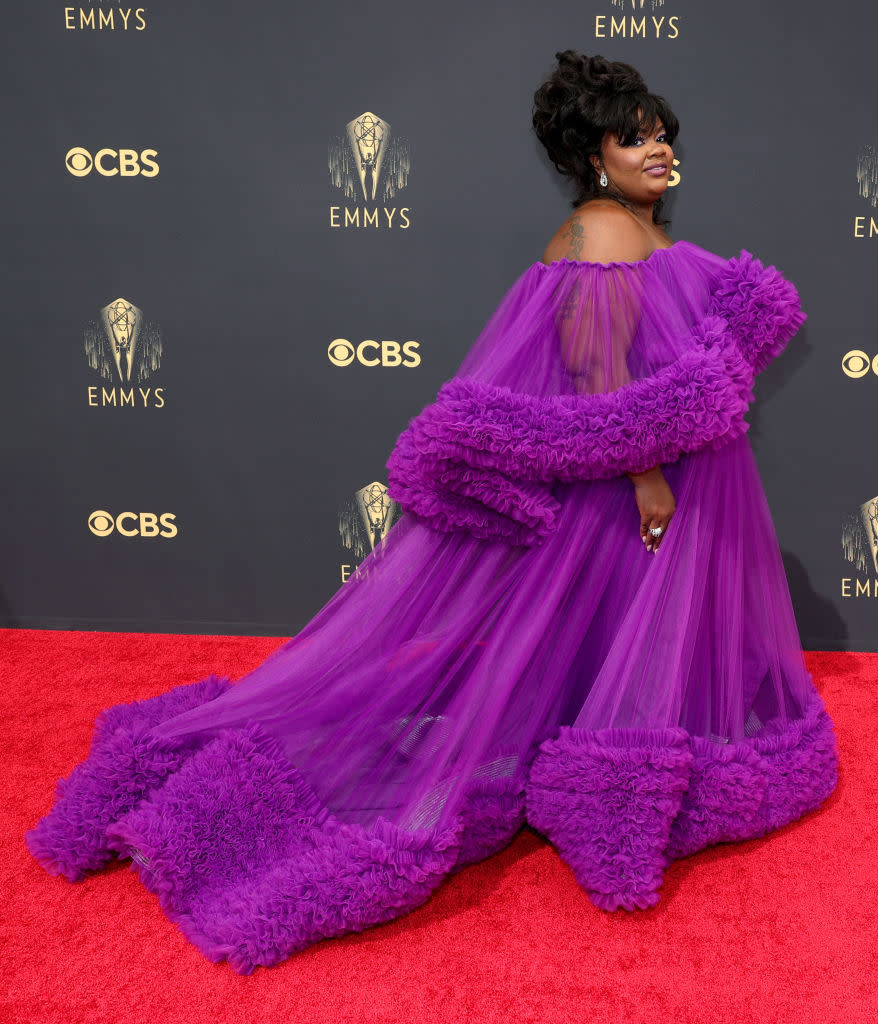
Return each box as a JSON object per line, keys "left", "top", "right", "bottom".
{"left": 611, "top": 92, "right": 679, "bottom": 145}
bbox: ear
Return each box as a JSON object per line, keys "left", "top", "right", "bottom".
{"left": 589, "top": 153, "right": 602, "bottom": 175}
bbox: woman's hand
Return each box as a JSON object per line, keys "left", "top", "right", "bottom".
{"left": 627, "top": 466, "right": 675, "bottom": 553}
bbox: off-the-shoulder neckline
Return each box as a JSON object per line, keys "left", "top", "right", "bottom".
{"left": 535, "top": 239, "right": 687, "bottom": 271}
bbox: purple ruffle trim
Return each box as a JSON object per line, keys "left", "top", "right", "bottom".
{"left": 709, "top": 250, "right": 807, "bottom": 375}
{"left": 24, "top": 675, "right": 232, "bottom": 881}
{"left": 103, "top": 725, "right": 465, "bottom": 973}
{"left": 524, "top": 692, "right": 838, "bottom": 912}
{"left": 103, "top": 744, "right": 525, "bottom": 974}
{"left": 387, "top": 424, "right": 563, "bottom": 546}
{"left": 386, "top": 251, "right": 805, "bottom": 544}
{"left": 24, "top": 678, "right": 527, "bottom": 974}
{"left": 27, "top": 677, "right": 838, "bottom": 970}
{"left": 387, "top": 331, "right": 754, "bottom": 545}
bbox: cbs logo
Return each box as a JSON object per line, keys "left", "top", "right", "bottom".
{"left": 65, "top": 147, "right": 159, "bottom": 178}
{"left": 88, "top": 510, "right": 178, "bottom": 538}
{"left": 841, "top": 350, "right": 878, "bottom": 378}
{"left": 327, "top": 339, "right": 421, "bottom": 368}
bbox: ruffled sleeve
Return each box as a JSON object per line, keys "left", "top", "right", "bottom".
{"left": 386, "top": 246, "right": 805, "bottom": 546}
{"left": 707, "top": 250, "right": 807, "bottom": 374}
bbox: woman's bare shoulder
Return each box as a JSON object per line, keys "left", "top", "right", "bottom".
{"left": 541, "top": 200, "right": 652, "bottom": 265}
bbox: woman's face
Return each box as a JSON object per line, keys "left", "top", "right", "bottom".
{"left": 593, "top": 120, "right": 674, "bottom": 206}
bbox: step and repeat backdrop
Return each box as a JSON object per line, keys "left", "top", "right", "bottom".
{"left": 1, "top": 0, "right": 876, "bottom": 648}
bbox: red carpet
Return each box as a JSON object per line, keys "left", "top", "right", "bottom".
{"left": 2, "top": 629, "right": 874, "bottom": 1024}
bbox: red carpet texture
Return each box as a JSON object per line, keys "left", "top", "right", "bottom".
{"left": 2, "top": 629, "right": 875, "bottom": 1024}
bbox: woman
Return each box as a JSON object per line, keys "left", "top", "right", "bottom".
{"left": 536, "top": 53, "right": 680, "bottom": 555}
{"left": 26, "top": 52, "right": 839, "bottom": 973}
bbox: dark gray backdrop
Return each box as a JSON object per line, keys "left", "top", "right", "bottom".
{"left": 1, "top": 0, "right": 875, "bottom": 649}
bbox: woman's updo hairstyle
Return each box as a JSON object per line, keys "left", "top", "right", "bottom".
{"left": 533, "top": 50, "right": 679, "bottom": 224}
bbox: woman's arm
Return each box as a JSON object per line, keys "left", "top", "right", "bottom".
{"left": 548, "top": 205, "right": 676, "bottom": 552}
{"left": 626, "top": 466, "right": 675, "bottom": 553}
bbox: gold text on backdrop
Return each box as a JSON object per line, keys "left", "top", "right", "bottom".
{"left": 64, "top": 7, "right": 148, "bottom": 31}
{"left": 66, "top": 148, "right": 159, "bottom": 178}
{"left": 88, "top": 511, "right": 178, "bottom": 538}
{"left": 327, "top": 340, "right": 421, "bottom": 368}
{"left": 596, "top": 0, "right": 679, "bottom": 38}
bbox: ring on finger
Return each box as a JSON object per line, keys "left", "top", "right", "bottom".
{"left": 649, "top": 525, "right": 664, "bottom": 538}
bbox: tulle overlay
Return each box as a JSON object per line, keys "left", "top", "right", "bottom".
{"left": 26, "top": 241, "right": 838, "bottom": 972}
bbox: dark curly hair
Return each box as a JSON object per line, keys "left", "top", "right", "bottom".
{"left": 532, "top": 50, "right": 679, "bottom": 227}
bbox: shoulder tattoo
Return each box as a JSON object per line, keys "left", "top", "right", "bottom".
{"left": 562, "top": 220, "right": 585, "bottom": 260}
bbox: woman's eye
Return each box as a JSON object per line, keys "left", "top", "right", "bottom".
{"left": 629, "top": 131, "right": 668, "bottom": 146}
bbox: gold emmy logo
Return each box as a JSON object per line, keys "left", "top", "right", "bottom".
{"left": 853, "top": 145, "right": 878, "bottom": 237}
{"left": 329, "top": 112, "right": 410, "bottom": 202}
{"left": 842, "top": 350, "right": 878, "bottom": 378}
{"left": 83, "top": 298, "right": 165, "bottom": 408}
{"left": 338, "top": 481, "right": 403, "bottom": 582}
{"left": 857, "top": 145, "right": 878, "bottom": 207}
{"left": 328, "top": 112, "right": 412, "bottom": 229}
{"left": 64, "top": 6, "right": 148, "bottom": 31}
{"left": 65, "top": 147, "right": 159, "bottom": 177}
{"left": 596, "top": 0, "right": 680, "bottom": 38}
{"left": 88, "top": 510, "right": 178, "bottom": 538}
{"left": 842, "top": 493, "right": 878, "bottom": 596}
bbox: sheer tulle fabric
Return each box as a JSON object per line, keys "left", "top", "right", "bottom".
{"left": 26, "top": 241, "right": 839, "bottom": 972}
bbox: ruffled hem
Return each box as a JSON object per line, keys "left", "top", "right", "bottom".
{"left": 24, "top": 675, "right": 233, "bottom": 881}
{"left": 26, "top": 677, "right": 838, "bottom": 969}
{"left": 524, "top": 692, "right": 839, "bottom": 912}
{"left": 102, "top": 727, "right": 527, "bottom": 974}
{"left": 102, "top": 725, "right": 467, "bottom": 973}
{"left": 25, "top": 678, "right": 528, "bottom": 974}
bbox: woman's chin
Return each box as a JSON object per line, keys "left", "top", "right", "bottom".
{"left": 646, "top": 182, "right": 670, "bottom": 203}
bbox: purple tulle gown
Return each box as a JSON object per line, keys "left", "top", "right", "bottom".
{"left": 26, "top": 240, "right": 840, "bottom": 973}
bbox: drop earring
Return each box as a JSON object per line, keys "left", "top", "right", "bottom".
{"left": 599, "top": 169, "right": 608, "bottom": 188}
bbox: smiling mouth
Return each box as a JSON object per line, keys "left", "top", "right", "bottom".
{"left": 645, "top": 164, "right": 667, "bottom": 173}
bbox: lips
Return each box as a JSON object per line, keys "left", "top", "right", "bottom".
{"left": 645, "top": 163, "right": 667, "bottom": 173}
